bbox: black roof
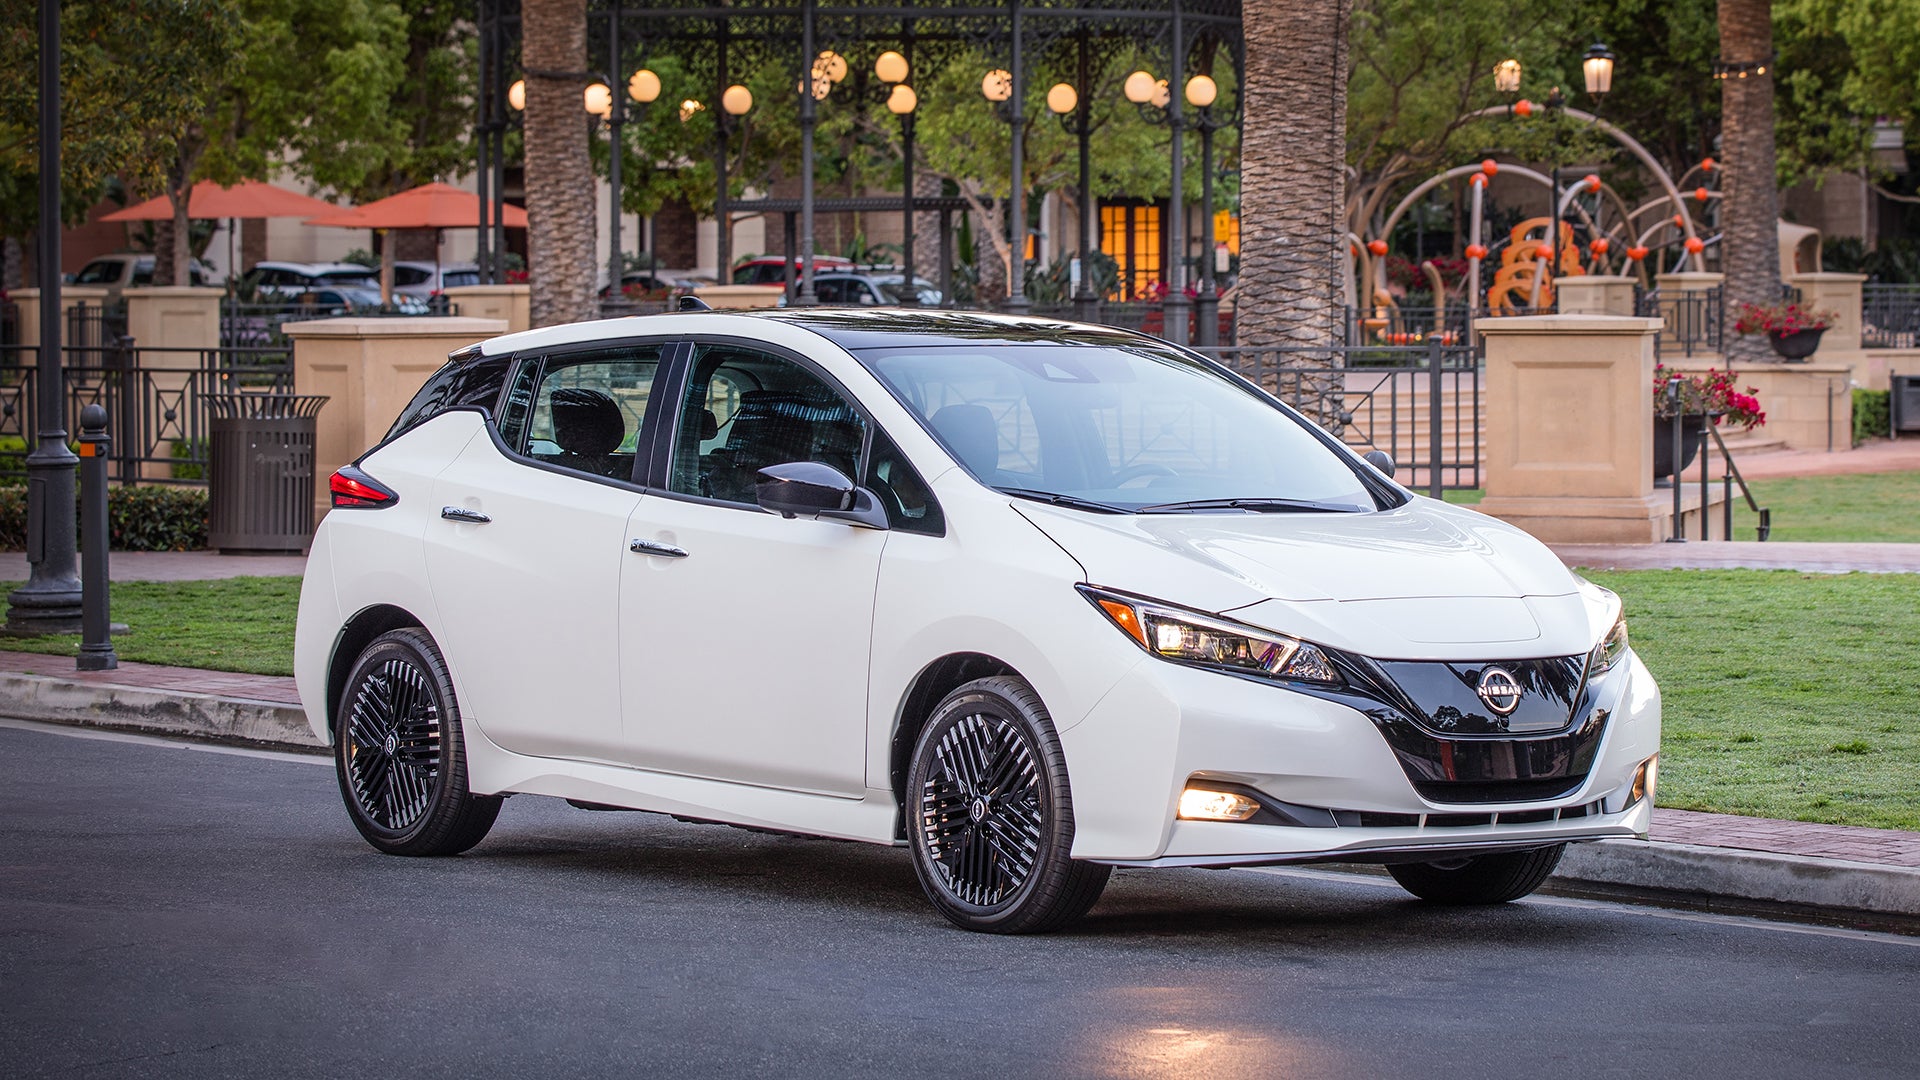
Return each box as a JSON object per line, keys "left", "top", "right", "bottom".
{"left": 759, "top": 308, "right": 1164, "bottom": 353}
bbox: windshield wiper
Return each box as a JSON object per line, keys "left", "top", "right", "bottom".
{"left": 1135, "top": 497, "right": 1360, "bottom": 514}
{"left": 996, "top": 487, "right": 1133, "bottom": 514}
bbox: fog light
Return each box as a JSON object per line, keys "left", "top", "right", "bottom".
{"left": 1179, "top": 787, "right": 1261, "bottom": 822}
{"left": 1630, "top": 755, "right": 1658, "bottom": 806}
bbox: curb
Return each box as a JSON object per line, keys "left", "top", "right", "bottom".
{"left": 6, "top": 672, "right": 1917, "bottom": 929}
{"left": 0, "top": 672, "right": 322, "bottom": 753}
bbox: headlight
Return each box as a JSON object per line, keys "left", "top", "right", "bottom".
{"left": 1588, "top": 616, "right": 1630, "bottom": 676}
{"left": 1078, "top": 586, "right": 1343, "bottom": 686}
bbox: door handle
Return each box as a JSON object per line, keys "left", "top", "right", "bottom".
{"left": 629, "top": 538, "right": 689, "bottom": 558}
{"left": 441, "top": 506, "right": 492, "bottom": 524}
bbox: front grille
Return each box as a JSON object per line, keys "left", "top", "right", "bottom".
{"left": 1413, "top": 776, "right": 1586, "bottom": 804}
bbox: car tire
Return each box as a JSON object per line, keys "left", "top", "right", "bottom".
{"left": 335, "top": 627, "right": 501, "bottom": 856}
{"left": 1386, "top": 844, "right": 1566, "bottom": 905}
{"left": 906, "top": 675, "right": 1111, "bottom": 934}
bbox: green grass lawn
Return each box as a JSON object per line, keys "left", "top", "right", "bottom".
{"left": 0, "top": 577, "right": 300, "bottom": 676}
{"left": 1445, "top": 470, "right": 1920, "bottom": 542}
{"left": 3, "top": 569, "right": 1916, "bottom": 830}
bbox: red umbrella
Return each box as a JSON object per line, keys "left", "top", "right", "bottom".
{"left": 306, "top": 183, "right": 528, "bottom": 305}
{"left": 100, "top": 179, "right": 344, "bottom": 221}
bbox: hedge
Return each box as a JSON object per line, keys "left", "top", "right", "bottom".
{"left": 1854, "top": 388, "right": 1891, "bottom": 445}
{"left": 0, "top": 484, "right": 209, "bottom": 551}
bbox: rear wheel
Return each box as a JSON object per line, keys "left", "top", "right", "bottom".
{"left": 335, "top": 627, "right": 500, "bottom": 856}
{"left": 907, "top": 676, "right": 1110, "bottom": 933}
{"left": 1387, "top": 844, "right": 1566, "bottom": 904}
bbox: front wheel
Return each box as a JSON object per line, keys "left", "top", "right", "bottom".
{"left": 907, "top": 676, "right": 1110, "bottom": 934}
{"left": 335, "top": 627, "right": 501, "bottom": 856}
{"left": 1387, "top": 844, "right": 1566, "bottom": 905}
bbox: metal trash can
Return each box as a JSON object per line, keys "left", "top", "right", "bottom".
{"left": 1893, "top": 374, "right": 1920, "bottom": 437}
{"left": 207, "top": 394, "right": 329, "bottom": 554}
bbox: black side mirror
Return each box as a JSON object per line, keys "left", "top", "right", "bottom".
{"left": 1363, "top": 449, "right": 1396, "bottom": 479}
{"left": 755, "top": 461, "right": 889, "bottom": 529}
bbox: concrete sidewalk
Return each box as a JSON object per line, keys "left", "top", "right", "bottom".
{"left": 2, "top": 647, "right": 1914, "bottom": 930}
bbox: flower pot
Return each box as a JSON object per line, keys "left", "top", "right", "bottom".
{"left": 1653, "top": 414, "right": 1709, "bottom": 481}
{"left": 1769, "top": 326, "right": 1825, "bottom": 361}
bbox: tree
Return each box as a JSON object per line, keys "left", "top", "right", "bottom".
{"left": 1237, "top": 0, "right": 1353, "bottom": 428}
{"left": 522, "top": 0, "right": 597, "bottom": 327}
{"left": 1718, "top": 0, "right": 1781, "bottom": 365}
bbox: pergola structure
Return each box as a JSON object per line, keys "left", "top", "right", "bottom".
{"left": 474, "top": 0, "right": 1241, "bottom": 339}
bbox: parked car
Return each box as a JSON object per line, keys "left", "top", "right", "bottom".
{"left": 393, "top": 261, "right": 481, "bottom": 300}
{"left": 243, "top": 261, "right": 379, "bottom": 299}
{"left": 807, "top": 272, "right": 942, "bottom": 307}
{"left": 597, "top": 270, "right": 702, "bottom": 300}
{"left": 297, "top": 310, "right": 1660, "bottom": 934}
{"left": 69, "top": 253, "right": 217, "bottom": 295}
{"left": 730, "top": 254, "right": 856, "bottom": 286}
{"left": 286, "top": 286, "right": 428, "bottom": 316}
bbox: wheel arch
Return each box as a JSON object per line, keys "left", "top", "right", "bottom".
{"left": 888, "top": 651, "right": 1026, "bottom": 839}
{"left": 327, "top": 604, "right": 428, "bottom": 733}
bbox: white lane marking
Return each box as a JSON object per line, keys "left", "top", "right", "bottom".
{"left": 1245, "top": 865, "right": 1920, "bottom": 948}
{"left": 0, "top": 716, "right": 328, "bottom": 766}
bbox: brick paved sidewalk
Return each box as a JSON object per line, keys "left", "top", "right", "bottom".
{"left": 5, "top": 647, "right": 1916, "bottom": 875}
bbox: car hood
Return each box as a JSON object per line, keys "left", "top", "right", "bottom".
{"left": 1014, "top": 498, "right": 1602, "bottom": 659}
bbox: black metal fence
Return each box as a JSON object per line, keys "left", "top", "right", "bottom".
{"left": 0, "top": 341, "right": 293, "bottom": 485}
{"left": 1635, "top": 286, "right": 1722, "bottom": 359}
{"left": 1862, "top": 284, "right": 1920, "bottom": 349}
{"left": 1200, "top": 339, "right": 1482, "bottom": 494}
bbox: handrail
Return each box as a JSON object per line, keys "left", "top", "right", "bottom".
{"left": 1705, "top": 421, "right": 1771, "bottom": 541}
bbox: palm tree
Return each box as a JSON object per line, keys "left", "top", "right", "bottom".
{"left": 1718, "top": 0, "right": 1781, "bottom": 366}
{"left": 522, "top": 0, "right": 598, "bottom": 327}
{"left": 1234, "top": 0, "right": 1353, "bottom": 429}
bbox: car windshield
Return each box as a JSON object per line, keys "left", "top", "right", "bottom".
{"left": 73, "top": 260, "right": 122, "bottom": 285}
{"left": 316, "top": 268, "right": 378, "bottom": 285}
{"left": 855, "top": 342, "right": 1381, "bottom": 513}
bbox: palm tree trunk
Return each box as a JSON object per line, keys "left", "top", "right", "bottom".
{"left": 1235, "top": 0, "right": 1353, "bottom": 429}
{"left": 1718, "top": 0, "right": 1781, "bottom": 366}
{"left": 522, "top": 0, "right": 597, "bottom": 328}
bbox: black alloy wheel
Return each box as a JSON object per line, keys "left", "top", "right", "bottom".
{"left": 1387, "top": 843, "right": 1567, "bottom": 904}
{"left": 335, "top": 627, "right": 501, "bottom": 856}
{"left": 908, "top": 676, "right": 1110, "bottom": 933}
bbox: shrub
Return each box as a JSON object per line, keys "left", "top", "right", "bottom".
{"left": 0, "top": 484, "right": 209, "bottom": 551}
{"left": 1854, "top": 389, "right": 1891, "bottom": 444}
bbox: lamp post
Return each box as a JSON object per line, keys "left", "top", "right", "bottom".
{"left": 713, "top": 83, "right": 754, "bottom": 278}
{"left": 980, "top": 0, "right": 1030, "bottom": 314}
{"left": 6, "top": 0, "right": 82, "bottom": 635}
{"left": 795, "top": 11, "right": 838, "bottom": 305}
{"left": 1125, "top": 27, "right": 1192, "bottom": 346}
{"left": 1185, "top": 72, "right": 1232, "bottom": 348}
{"left": 875, "top": 50, "right": 919, "bottom": 304}
{"left": 1048, "top": 26, "right": 1099, "bottom": 323}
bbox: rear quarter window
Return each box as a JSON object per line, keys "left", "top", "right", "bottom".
{"left": 386, "top": 354, "right": 512, "bottom": 441}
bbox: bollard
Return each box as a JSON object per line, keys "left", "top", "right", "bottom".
{"left": 76, "top": 403, "right": 117, "bottom": 671}
{"left": 1665, "top": 377, "right": 1686, "bottom": 543}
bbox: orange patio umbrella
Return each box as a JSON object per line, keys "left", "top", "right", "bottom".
{"left": 101, "top": 180, "right": 349, "bottom": 289}
{"left": 305, "top": 183, "right": 528, "bottom": 304}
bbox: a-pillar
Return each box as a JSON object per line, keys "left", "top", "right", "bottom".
{"left": 1476, "top": 314, "right": 1722, "bottom": 543}
{"left": 283, "top": 316, "right": 507, "bottom": 524}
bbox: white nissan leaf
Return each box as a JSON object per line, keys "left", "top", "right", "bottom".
{"left": 295, "top": 308, "right": 1660, "bottom": 933}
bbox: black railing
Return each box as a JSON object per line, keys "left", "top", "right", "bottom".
{"left": 0, "top": 342, "right": 293, "bottom": 485}
{"left": 1663, "top": 414, "right": 1770, "bottom": 542}
{"left": 1200, "top": 338, "right": 1482, "bottom": 494}
{"left": 1636, "top": 286, "right": 1722, "bottom": 359}
{"left": 1862, "top": 283, "right": 1920, "bottom": 349}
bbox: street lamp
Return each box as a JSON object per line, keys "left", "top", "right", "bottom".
{"left": 1048, "top": 71, "right": 1100, "bottom": 322}
{"left": 980, "top": 56, "right": 1030, "bottom": 313}
{"left": 876, "top": 51, "right": 920, "bottom": 304}
{"left": 708, "top": 84, "right": 754, "bottom": 276}
{"left": 1583, "top": 43, "right": 1616, "bottom": 100}
{"left": 1124, "top": 53, "right": 1192, "bottom": 345}
{"left": 1493, "top": 58, "right": 1522, "bottom": 97}
{"left": 1186, "top": 70, "right": 1235, "bottom": 347}
{"left": 508, "top": 78, "right": 527, "bottom": 111}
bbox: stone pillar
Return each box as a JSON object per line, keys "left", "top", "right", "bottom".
{"left": 1666, "top": 358, "right": 1857, "bottom": 454}
{"left": 441, "top": 285, "right": 531, "bottom": 333}
{"left": 11, "top": 286, "right": 110, "bottom": 352}
{"left": 1556, "top": 276, "right": 1638, "bottom": 316}
{"left": 1654, "top": 271, "right": 1725, "bottom": 295}
{"left": 123, "top": 286, "right": 224, "bottom": 352}
{"left": 1475, "top": 314, "right": 1724, "bottom": 543}
{"left": 284, "top": 316, "right": 508, "bottom": 523}
{"left": 1789, "top": 271, "right": 1867, "bottom": 354}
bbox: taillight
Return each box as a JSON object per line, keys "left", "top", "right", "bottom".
{"left": 330, "top": 465, "right": 398, "bottom": 509}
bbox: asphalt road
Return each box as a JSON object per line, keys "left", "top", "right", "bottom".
{"left": 3, "top": 720, "right": 1917, "bottom": 1080}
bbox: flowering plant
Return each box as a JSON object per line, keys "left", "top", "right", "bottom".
{"left": 1733, "top": 300, "right": 1836, "bottom": 336}
{"left": 1653, "top": 363, "right": 1766, "bottom": 428}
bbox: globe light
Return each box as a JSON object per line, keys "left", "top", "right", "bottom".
{"left": 508, "top": 79, "right": 526, "bottom": 111}
{"left": 1047, "top": 82, "right": 1078, "bottom": 115}
{"left": 679, "top": 98, "right": 705, "bottom": 123}
{"left": 584, "top": 82, "right": 613, "bottom": 118}
{"left": 981, "top": 69, "right": 1013, "bottom": 103}
{"left": 887, "top": 84, "right": 918, "bottom": 115}
{"left": 722, "top": 84, "right": 753, "bottom": 116}
{"left": 1493, "top": 58, "right": 1522, "bottom": 95}
{"left": 815, "top": 50, "right": 848, "bottom": 84}
{"left": 875, "top": 50, "right": 910, "bottom": 85}
{"left": 1583, "top": 43, "right": 1615, "bottom": 98}
{"left": 1123, "top": 70, "right": 1157, "bottom": 104}
{"left": 1184, "top": 74, "right": 1217, "bottom": 108}
{"left": 629, "top": 68, "right": 662, "bottom": 104}
{"left": 797, "top": 75, "right": 832, "bottom": 101}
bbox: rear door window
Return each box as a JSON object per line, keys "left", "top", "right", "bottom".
{"left": 387, "top": 355, "right": 513, "bottom": 441}
{"left": 499, "top": 346, "right": 665, "bottom": 484}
